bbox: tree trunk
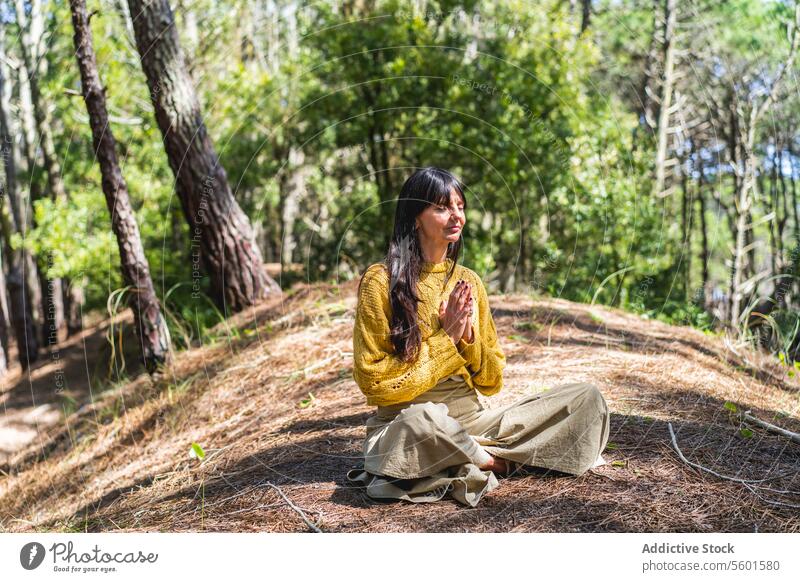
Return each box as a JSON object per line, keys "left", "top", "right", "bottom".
{"left": 697, "top": 184, "right": 709, "bottom": 304}
{"left": 680, "top": 149, "right": 692, "bottom": 301}
{"left": 580, "top": 0, "right": 591, "bottom": 33}
{"left": 62, "top": 275, "right": 85, "bottom": 336}
{"left": 766, "top": 146, "right": 779, "bottom": 280}
{"left": 777, "top": 145, "right": 789, "bottom": 259}
{"left": 730, "top": 116, "right": 758, "bottom": 329}
{"left": 69, "top": 0, "right": 171, "bottom": 373}
{"left": 126, "top": 0, "right": 280, "bottom": 315}
{"left": 14, "top": 0, "right": 68, "bottom": 344}
{"left": 0, "top": 239, "right": 9, "bottom": 375}
{"left": 653, "top": 0, "right": 677, "bottom": 197}
{"left": 0, "top": 27, "right": 39, "bottom": 370}
{"left": 640, "top": 0, "right": 661, "bottom": 134}
{"left": 9, "top": 24, "right": 46, "bottom": 350}
{"left": 790, "top": 144, "right": 800, "bottom": 305}
{"left": 279, "top": 147, "right": 309, "bottom": 267}
{"left": 790, "top": 143, "right": 800, "bottom": 236}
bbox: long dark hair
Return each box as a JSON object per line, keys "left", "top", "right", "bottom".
{"left": 360, "top": 167, "right": 467, "bottom": 363}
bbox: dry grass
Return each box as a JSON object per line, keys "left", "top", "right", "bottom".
{"left": 0, "top": 280, "right": 799, "bottom": 533}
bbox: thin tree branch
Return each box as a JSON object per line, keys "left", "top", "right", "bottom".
{"left": 266, "top": 482, "right": 323, "bottom": 533}
{"left": 742, "top": 410, "right": 800, "bottom": 445}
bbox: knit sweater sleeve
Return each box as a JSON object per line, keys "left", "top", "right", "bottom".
{"left": 352, "top": 265, "right": 468, "bottom": 406}
{"left": 455, "top": 274, "right": 506, "bottom": 396}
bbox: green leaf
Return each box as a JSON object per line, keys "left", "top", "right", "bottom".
{"left": 605, "top": 442, "right": 618, "bottom": 450}
{"left": 739, "top": 428, "right": 754, "bottom": 438}
{"left": 190, "top": 442, "right": 206, "bottom": 460}
{"left": 509, "top": 334, "right": 530, "bottom": 343}
{"left": 298, "top": 392, "right": 316, "bottom": 409}
{"left": 611, "top": 460, "right": 626, "bottom": 468}
{"left": 723, "top": 401, "right": 738, "bottom": 413}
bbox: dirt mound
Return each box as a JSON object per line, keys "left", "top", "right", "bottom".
{"left": 1, "top": 280, "right": 799, "bottom": 532}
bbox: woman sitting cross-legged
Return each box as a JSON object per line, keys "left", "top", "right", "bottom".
{"left": 346, "top": 166, "right": 610, "bottom": 507}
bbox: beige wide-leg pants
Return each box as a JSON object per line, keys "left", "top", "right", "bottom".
{"left": 347, "top": 377, "right": 610, "bottom": 507}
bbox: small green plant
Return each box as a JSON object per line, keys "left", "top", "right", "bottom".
{"left": 513, "top": 319, "right": 542, "bottom": 332}
{"left": 189, "top": 442, "right": 206, "bottom": 529}
{"left": 105, "top": 286, "right": 133, "bottom": 379}
{"left": 167, "top": 375, "right": 197, "bottom": 403}
{"left": 588, "top": 311, "right": 605, "bottom": 324}
{"left": 298, "top": 392, "right": 316, "bottom": 409}
{"left": 162, "top": 283, "right": 236, "bottom": 349}
{"left": 98, "top": 395, "right": 125, "bottom": 424}
{"left": 777, "top": 351, "right": 800, "bottom": 378}
{"left": 60, "top": 393, "right": 79, "bottom": 417}
{"left": 190, "top": 442, "right": 206, "bottom": 460}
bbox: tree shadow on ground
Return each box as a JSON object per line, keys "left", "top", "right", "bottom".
{"left": 47, "top": 392, "right": 800, "bottom": 532}
{"left": 493, "top": 305, "right": 798, "bottom": 395}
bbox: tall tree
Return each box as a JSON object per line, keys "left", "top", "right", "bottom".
{"left": 69, "top": 0, "right": 171, "bottom": 373}
{"left": 125, "top": 0, "right": 280, "bottom": 314}
{"left": 727, "top": 4, "right": 800, "bottom": 330}
{"left": 0, "top": 21, "right": 39, "bottom": 370}
{"left": 653, "top": 0, "right": 678, "bottom": 198}
{"left": 13, "top": 0, "right": 70, "bottom": 344}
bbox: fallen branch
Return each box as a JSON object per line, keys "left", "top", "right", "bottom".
{"left": 742, "top": 410, "right": 800, "bottom": 445}
{"left": 667, "top": 422, "right": 775, "bottom": 484}
{"left": 742, "top": 483, "right": 800, "bottom": 509}
{"left": 266, "top": 482, "right": 323, "bottom": 533}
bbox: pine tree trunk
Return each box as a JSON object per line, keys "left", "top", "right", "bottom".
{"left": 69, "top": 0, "right": 171, "bottom": 373}
{"left": 0, "top": 29, "right": 39, "bottom": 369}
{"left": 126, "top": 0, "right": 280, "bottom": 315}
{"left": 580, "top": 0, "right": 591, "bottom": 33}
{"left": 62, "top": 275, "right": 85, "bottom": 336}
{"left": 279, "top": 147, "right": 308, "bottom": 267}
{"left": 14, "top": 0, "right": 68, "bottom": 344}
{"left": 680, "top": 151, "right": 691, "bottom": 301}
{"left": 653, "top": 0, "right": 677, "bottom": 197}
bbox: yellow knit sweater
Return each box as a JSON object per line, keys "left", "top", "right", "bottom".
{"left": 352, "top": 258, "right": 506, "bottom": 406}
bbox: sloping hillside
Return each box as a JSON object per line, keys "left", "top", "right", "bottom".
{"left": 1, "top": 278, "right": 799, "bottom": 532}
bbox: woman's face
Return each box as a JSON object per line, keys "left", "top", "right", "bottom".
{"left": 415, "top": 187, "right": 466, "bottom": 245}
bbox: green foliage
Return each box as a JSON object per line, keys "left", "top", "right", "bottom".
{"left": 189, "top": 442, "right": 206, "bottom": 460}
{"left": 9, "top": 0, "right": 797, "bottom": 372}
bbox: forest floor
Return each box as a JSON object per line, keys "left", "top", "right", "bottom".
{"left": 1, "top": 277, "right": 799, "bottom": 532}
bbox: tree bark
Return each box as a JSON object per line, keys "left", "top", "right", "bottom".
{"left": 580, "top": 0, "right": 591, "bottom": 33}
{"left": 9, "top": 16, "right": 45, "bottom": 350}
{"left": 14, "top": 0, "right": 69, "bottom": 345}
{"left": 640, "top": 0, "right": 661, "bottom": 134}
{"left": 279, "top": 147, "right": 310, "bottom": 267}
{"left": 653, "top": 0, "right": 677, "bottom": 197}
{"left": 0, "top": 26, "right": 39, "bottom": 370}
{"left": 69, "top": 0, "right": 171, "bottom": 373}
{"left": 126, "top": 0, "right": 280, "bottom": 314}
{"left": 697, "top": 184, "right": 709, "bottom": 303}
{"left": 680, "top": 148, "right": 692, "bottom": 301}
